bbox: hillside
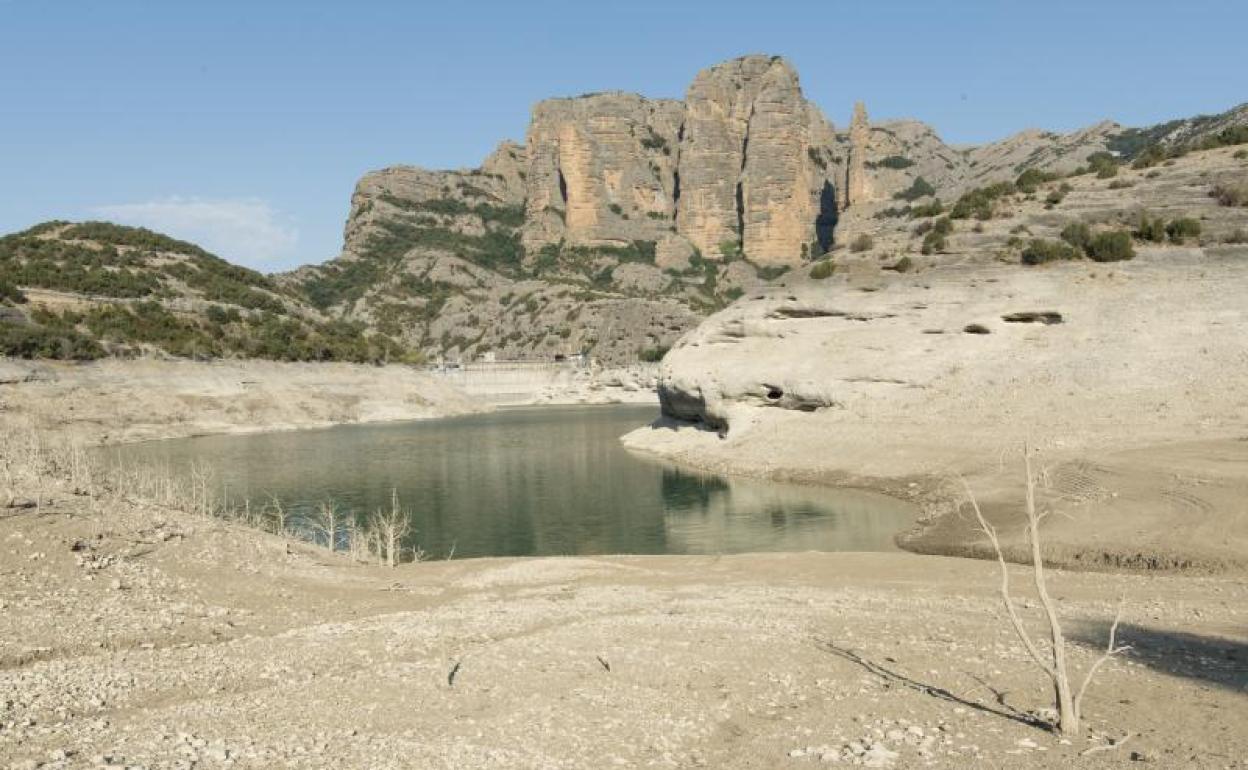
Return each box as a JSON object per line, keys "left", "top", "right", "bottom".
{"left": 290, "top": 53, "right": 1247, "bottom": 365}
{"left": 0, "top": 221, "right": 420, "bottom": 363}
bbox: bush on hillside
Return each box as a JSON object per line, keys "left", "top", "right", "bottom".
{"left": 1015, "top": 168, "right": 1060, "bottom": 194}
{"left": 920, "top": 217, "right": 953, "bottom": 254}
{"left": 1021, "top": 239, "right": 1081, "bottom": 265}
{"left": 909, "top": 199, "right": 944, "bottom": 218}
{"left": 1086, "top": 231, "right": 1135, "bottom": 262}
{"left": 0, "top": 320, "right": 104, "bottom": 360}
{"left": 1134, "top": 214, "right": 1169, "bottom": 243}
{"left": 950, "top": 182, "right": 1016, "bottom": 220}
{"left": 0, "top": 278, "right": 26, "bottom": 304}
{"left": 850, "top": 234, "right": 874, "bottom": 253}
{"left": 1087, "top": 152, "right": 1119, "bottom": 179}
{"left": 1211, "top": 183, "right": 1248, "bottom": 207}
{"left": 1165, "top": 217, "right": 1201, "bottom": 243}
{"left": 893, "top": 176, "right": 936, "bottom": 202}
{"left": 871, "top": 155, "right": 916, "bottom": 170}
{"left": 1060, "top": 222, "right": 1092, "bottom": 252}
{"left": 809, "top": 260, "right": 835, "bottom": 279}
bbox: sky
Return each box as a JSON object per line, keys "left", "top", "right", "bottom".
{"left": 2, "top": 0, "right": 1244, "bottom": 272}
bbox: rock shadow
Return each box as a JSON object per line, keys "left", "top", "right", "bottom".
{"left": 1070, "top": 622, "right": 1248, "bottom": 694}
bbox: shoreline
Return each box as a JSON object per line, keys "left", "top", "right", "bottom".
{"left": 7, "top": 354, "right": 1245, "bottom": 576}
{"left": 623, "top": 417, "right": 1248, "bottom": 575}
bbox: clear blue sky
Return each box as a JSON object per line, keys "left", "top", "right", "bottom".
{"left": 2, "top": 0, "right": 1244, "bottom": 271}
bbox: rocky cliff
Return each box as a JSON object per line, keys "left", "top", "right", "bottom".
{"left": 291, "top": 55, "right": 1246, "bottom": 365}
{"left": 294, "top": 55, "right": 849, "bottom": 365}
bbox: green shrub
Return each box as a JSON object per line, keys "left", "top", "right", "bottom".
{"left": 1015, "top": 168, "right": 1060, "bottom": 194}
{"left": 640, "top": 128, "right": 671, "bottom": 155}
{"left": 893, "top": 176, "right": 936, "bottom": 202}
{"left": 1211, "top": 183, "right": 1248, "bottom": 207}
{"left": 0, "top": 320, "right": 104, "bottom": 360}
{"left": 1060, "top": 222, "right": 1092, "bottom": 252}
{"left": 718, "top": 240, "right": 743, "bottom": 259}
{"left": 1087, "top": 152, "right": 1119, "bottom": 179}
{"left": 61, "top": 221, "right": 213, "bottom": 259}
{"left": 638, "top": 346, "right": 669, "bottom": 362}
{"left": 1193, "top": 125, "right": 1248, "bottom": 151}
{"left": 1107, "top": 179, "right": 1134, "bottom": 190}
{"left": 1086, "top": 231, "right": 1135, "bottom": 262}
{"left": 809, "top": 260, "right": 835, "bottom": 279}
{"left": 1166, "top": 217, "right": 1201, "bottom": 243}
{"left": 909, "top": 199, "right": 944, "bottom": 218}
{"left": 608, "top": 203, "right": 624, "bottom": 216}
{"left": 1134, "top": 214, "right": 1168, "bottom": 243}
{"left": 1235, "top": 149, "right": 1248, "bottom": 160}
{"left": 1021, "top": 239, "right": 1081, "bottom": 265}
{"left": 889, "top": 256, "right": 915, "bottom": 273}
{"left": 871, "top": 155, "right": 915, "bottom": 170}
{"left": 921, "top": 231, "right": 947, "bottom": 255}
{"left": 850, "top": 234, "right": 874, "bottom": 253}
{"left": 1131, "top": 144, "right": 1169, "bottom": 169}
{"left": 950, "top": 182, "right": 1016, "bottom": 220}
{"left": 1224, "top": 228, "right": 1248, "bottom": 244}
{"left": 0, "top": 278, "right": 25, "bottom": 304}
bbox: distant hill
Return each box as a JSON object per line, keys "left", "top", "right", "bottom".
{"left": 0, "top": 221, "right": 420, "bottom": 363}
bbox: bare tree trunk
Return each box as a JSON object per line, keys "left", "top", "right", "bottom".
{"left": 317, "top": 499, "right": 340, "bottom": 553}
{"left": 1023, "top": 449, "right": 1077, "bottom": 735}
{"left": 960, "top": 444, "right": 1128, "bottom": 737}
{"left": 371, "top": 488, "right": 410, "bottom": 568}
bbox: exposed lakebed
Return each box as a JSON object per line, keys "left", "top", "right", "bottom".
{"left": 105, "top": 404, "right": 914, "bottom": 559}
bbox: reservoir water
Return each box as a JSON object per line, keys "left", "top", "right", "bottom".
{"left": 105, "top": 404, "right": 914, "bottom": 559}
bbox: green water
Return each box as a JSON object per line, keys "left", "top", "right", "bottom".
{"left": 105, "top": 404, "right": 914, "bottom": 559}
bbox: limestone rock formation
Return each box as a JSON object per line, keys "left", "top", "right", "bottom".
{"left": 677, "top": 56, "right": 840, "bottom": 264}
{"left": 844, "top": 102, "right": 873, "bottom": 209}
{"left": 522, "top": 93, "right": 683, "bottom": 253}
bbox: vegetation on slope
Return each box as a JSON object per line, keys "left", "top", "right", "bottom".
{"left": 0, "top": 222, "right": 421, "bottom": 363}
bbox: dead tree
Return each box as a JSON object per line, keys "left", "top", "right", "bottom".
{"left": 370, "top": 488, "right": 411, "bottom": 568}
{"left": 313, "top": 499, "right": 342, "bottom": 553}
{"left": 958, "top": 445, "right": 1128, "bottom": 736}
{"left": 264, "top": 494, "right": 290, "bottom": 537}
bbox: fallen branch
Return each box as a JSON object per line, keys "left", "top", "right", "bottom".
{"left": 1080, "top": 732, "right": 1134, "bottom": 757}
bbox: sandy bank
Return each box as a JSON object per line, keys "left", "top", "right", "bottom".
{"left": 0, "top": 357, "right": 485, "bottom": 445}
{"left": 0, "top": 357, "right": 665, "bottom": 446}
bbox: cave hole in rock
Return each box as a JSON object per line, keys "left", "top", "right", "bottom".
{"left": 767, "top": 306, "right": 845, "bottom": 320}
{"left": 963, "top": 324, "right": 992, "bottom": 335}
{"left": 764, "top": 385, "right": 784, "bottom": 401}
{"left": 1002, "top": 311, "right": 1064, "bottom": 325}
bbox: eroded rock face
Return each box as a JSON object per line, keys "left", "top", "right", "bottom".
{"left": 844, "top": 102, "right": 873, "bottom": 208}
{"left": 678, "top": 56, "right": 840, "bottom": 265}
{"left": 522, "top": 94, "right": 683, "bottom": 252}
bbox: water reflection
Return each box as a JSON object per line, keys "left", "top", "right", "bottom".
{"left": 104, "top": 405, "right": 914, "bottom": 559}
